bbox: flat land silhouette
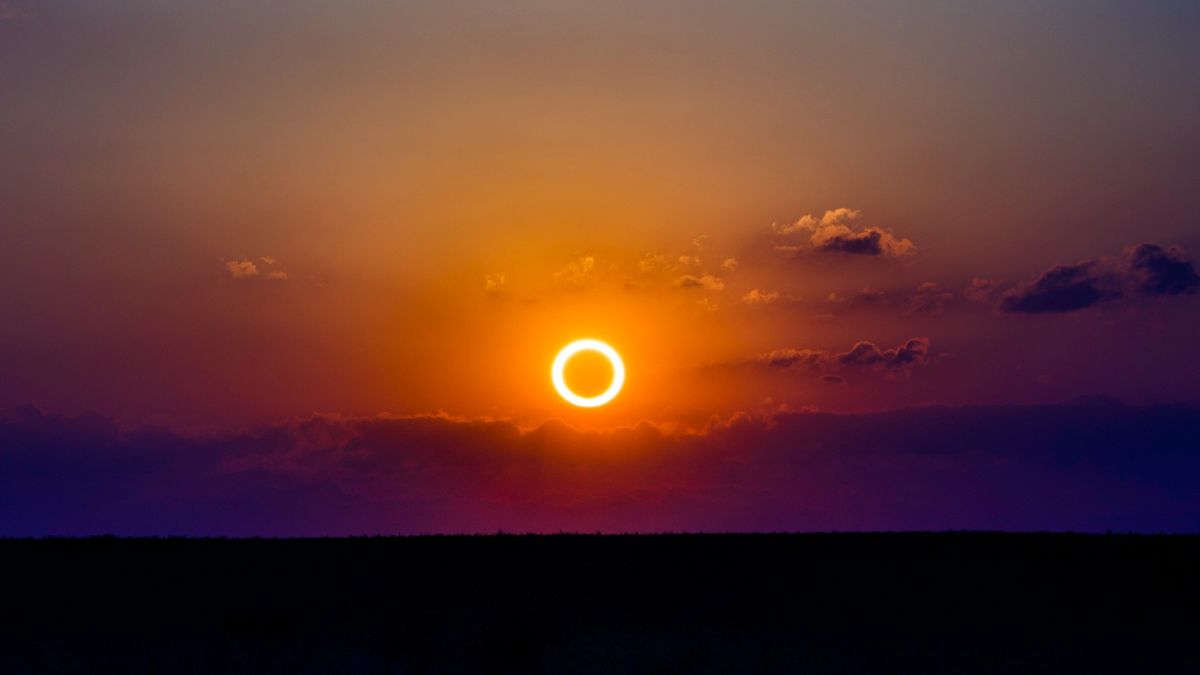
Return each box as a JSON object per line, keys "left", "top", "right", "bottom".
{"left": 2, "top": 533, "right": 1197, "bottom": 673}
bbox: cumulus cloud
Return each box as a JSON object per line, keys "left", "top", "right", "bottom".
{"left": 1127, "top": 244, "right": 1200, "bottom": 296}
{"left": 741, "top": 289, "right": 780, "bottom": 305}
{"left": 999, "top": 243, "right": 1198, "bottom": 314}
{"left": 675, "top": 274, "right": 725, "bottom": 291}
{"left": 3, "top": 401, "right": 1197, "bottom": 535}
{"left": 720, "top": 258, "right": 739, "bottom": 273}
{"left": 774, "top": 208, "right": 916, "bottom": 258}
{"left": 225, "top": 259, "right": 259, "bottom": 279}
{"left": 836, "top": 338, "right": 930, "bottom": 371}
{"left": 224, "top": 257, "right": 287, "bottom": 281}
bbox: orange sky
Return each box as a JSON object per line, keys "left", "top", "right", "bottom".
{"left": 2, "top": 1, "right": 1199, "bottom": 428}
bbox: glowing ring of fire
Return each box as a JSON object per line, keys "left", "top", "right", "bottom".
{"left": 551, "top": 339, "right": 625, "bottom": 408}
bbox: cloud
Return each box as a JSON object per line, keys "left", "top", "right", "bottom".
{"left": 3, "top": 401, "right": 1198, "bottom": 535}
{"left": 1000, "top": 261, "right": 1118, "bottom": 314}
{"left": 999, "top": 243, "right": 1198, "bottom": 314}
{"left": 1127, "top": 244, "right": 1200, "bottom": 296}
{"left": 773, "top": 209, "right": 851, "bottom": 235}
{"left": 675, "top": 274, "right": 725, "bottom": 291}
{"left": 553, "top": 256, "right": 596, "bottom": 288}
{"left": 836, "top": 338, "right": 930, "bottom": 372}
{"left": 750, "top": 337, "right": 932, "bottom": 377}
{"left": 225, "top": 259, "right": 259, "bottom": 279}
{"left": 484, "top": 273, "right": 506, "bottom": 292}
{"left": 224, "top": 256, "right": 288, "bottom": 281}
{"left": 755, "top": 348, "right": 828, "bottom": 371}
{"left": 542, "top": 245, "right": 741, "bottom": 295}
{"left": 774, "top": 208, "right": 916, "bottom": 258}
{"left": 907, "top": 282, "right": 956, "bottom": 315}
{"left": 741, "top": 289, "right": 780, "bottom": 305}
{"left": 826, "top": 287, "right": 887, "bottom": 307}
{"left": 963, "top": 278, "right": 1003, "bottom": 304}
{"left": 637, "top": 254, "right": 671, "bottom": 273}
{"left": 720, "top": 258, "right": 739, "bottom": 273}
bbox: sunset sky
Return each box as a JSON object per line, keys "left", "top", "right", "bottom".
{"left": 2, "top": 1, "right": 1199, "bottom": 534}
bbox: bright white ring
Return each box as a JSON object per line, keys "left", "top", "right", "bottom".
{"left": 551, "top": 339, "right": 625, "bottom": 408}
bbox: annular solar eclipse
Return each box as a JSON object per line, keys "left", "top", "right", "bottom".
{"left": 551, "top": 339, "right": 625, "bottom": 408}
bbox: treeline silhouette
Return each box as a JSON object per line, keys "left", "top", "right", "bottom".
{"left": 1, "top": 533, "right": 1197, "bottom": 673}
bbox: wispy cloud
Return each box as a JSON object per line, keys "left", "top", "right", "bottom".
{"left": 552, "top": 256, "right": 596, "bottom": 288}
{"left": 749, "top": 337, "right": 932, "bottom": 378}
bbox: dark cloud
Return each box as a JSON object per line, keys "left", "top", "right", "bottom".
{"left": 826, "top": 287, "right": 888, "bottom": 307}
{"left": 819, "top": 229, "right": 887, "bottom": 255}
{"left": 751, "top": 338, "right": 932, "bottom": 378}
{"left": 837, "top": 338, "right": 930, "bottom": 371}
{"left": 999, "top": 243, "right": 1198, "bottom": 314}
{"left": 999, "top": 261, "right": 1119, "bottom": 314}
{"left": 2, "top": 401, "right": 1198, "bottom": 535}
{"left": 1127, "top": 244, "right": 1200, "bottom": 296}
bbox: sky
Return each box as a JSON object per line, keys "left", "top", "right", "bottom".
{"left": 2, "top": 1, "right": 1199, "bottom": 534}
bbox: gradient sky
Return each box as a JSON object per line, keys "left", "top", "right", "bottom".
{"left": 2, "top": 1, "right": 1199, "bottom": 534}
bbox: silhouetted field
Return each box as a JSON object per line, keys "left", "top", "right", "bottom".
{"left": 1, "top": 533, "right": 1197, "bottom": 673}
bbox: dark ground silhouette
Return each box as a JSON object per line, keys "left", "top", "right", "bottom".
{"left": 1, "top": 533, "right": 1197, "bottom": 673}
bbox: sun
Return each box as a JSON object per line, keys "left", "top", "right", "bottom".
{"left": 551, "top": 339, "right": 625, "bottom": 408}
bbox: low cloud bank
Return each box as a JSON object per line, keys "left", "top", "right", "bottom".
{"left": 2, "top": 401, "right": 1197, "bottom": 535}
